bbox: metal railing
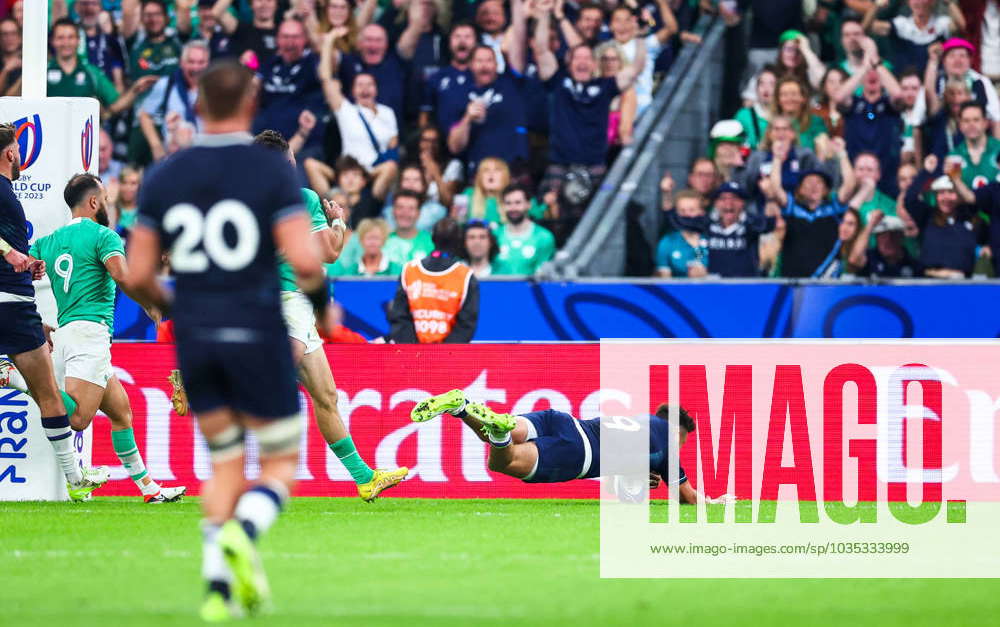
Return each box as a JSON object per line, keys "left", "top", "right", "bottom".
{"left": 541, "top": 15, "right": 727, "bottom": 278}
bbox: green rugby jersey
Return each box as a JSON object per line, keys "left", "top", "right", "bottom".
{"left": 46, "top": 58, "right": 119, "bottom": 106}
{"left": 29, "top": 217, "right": 125, "bottom": 332}
{"left": 277, "top": 188, "right": 329, "bottom": 292}
{"left": 950, "top": 137, "right": 1000, "bottom": 190}
{"left": 383, "top": 230, "right": 435, "bottom": 267}
{"left": 492, "top": 222, "right": 556, "bottom": 275}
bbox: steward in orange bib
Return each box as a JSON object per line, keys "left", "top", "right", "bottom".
{"left": 388, "top": 218, "right": 480, "bottom": 343}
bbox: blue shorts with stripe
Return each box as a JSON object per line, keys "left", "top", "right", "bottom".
{"left": 521, "top": 409, "right": 598, "bottom": 483}
{"left": 0, "top": 301, "right": 47, "bottom": 357}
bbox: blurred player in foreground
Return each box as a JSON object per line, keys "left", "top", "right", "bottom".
{"left": 126, "top": 60, "right": 329, "bottom": 621}
{"left": 3, "top": 173, "right": 185, "bottom": 502}
{"left": 0, "top": 123, "right": 110, "bottom": 501}
{"left": 412, "top": 391, "right": 734, "bottom": 503}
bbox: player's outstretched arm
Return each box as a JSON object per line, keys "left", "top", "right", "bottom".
{"left": 125, "top": 225, "right": 171, "bottom": 312}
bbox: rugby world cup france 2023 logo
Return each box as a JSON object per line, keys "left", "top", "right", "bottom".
{"left": 14, "top": 113, "right": 42, "bottom": 171}
{"left": 81, "top": 116, "right": 94, "bottom": 172}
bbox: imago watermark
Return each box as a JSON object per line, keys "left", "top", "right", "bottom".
{"left": 599, "top": 341, "right": 1000, "bottom": 578}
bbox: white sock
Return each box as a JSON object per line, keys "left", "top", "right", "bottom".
{"left": 201, "top": 521, "right": 232, "bottom": 597}
{"left": 234, "top": 480, "right": 288, "bottom": 541}
{"left": 5, "top": 367, "right": 28, "bottom": 392}
{"left": 41, "top": 416, "right": 82, "bottom": 484}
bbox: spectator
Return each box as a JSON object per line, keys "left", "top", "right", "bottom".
{"left": 0, "top": 17, "right": 19, "bottom": 95}
{"left": 388, "top": 218, "right": 480, "bottom": 343}
{"left": 554, "top": 1, "right": 605, "bottom": 49}
{"left": 814, "top": 206, "right": 863, "bottom": 278}
{"left": 253, "top": 18, "right": 326, "bottom": 149}
{"left": 853, "top": 152, "right": 900, "bottom": 227}
{"left": 317, "top": 32, "right": 399, "bottom": 200}
{"left": 742, "top": 31, "right": 824, "bottom": 103}
{"left": 304, "top": 0, "right": 377, "bottom": 52}
{"left": 98, "top": 127, "right": 124, "bottom": 183}
{"left": 839, "top": 17, "right": 869, "bottom": 76}
{"left": 948, "top": 102, "right": 1000, "bottom": 190}
{"left": 462, "top": 219, "right": 499, "bottom": 278}
{"left": 492, "top": 184, "right": 556, "bottom": 275}
{"left": 835, "top": 37, "right": 905, "bottom": 197}
{"left": 924, "top": 75, "right": 974, "bottom": 158}
{"left": 672, "top": 181, "right": 777, "bottom": 278}
{"left": 708, "top": 119, "right": 746, "bottom": 183}
{"left": 456, "top": 157, "right": 508, "bottom": 224}
{"left": 475, "top": 0, "right": 511, "bottom": 70}
{"left": 383, "top": 189, "right": 436, "bottom": 266}
{"left": 324, "top": 155, "right": 380, "bottom": 229}
{"left": 895, "top": 161, "right": 921, "bottom": 237}
{"left": 741, "top": 1, "right": 806, "bottom": 85}
{"left": 740, "top": 115, "right": 825, "bottom": 211}
{"left": 849, "top": 211, "right": 923, "bottom": 278}
{"left": 534, "top": 7, "right": 642, "bottom": 239}
{"left": 862, "top": 0, "right": 965, "bottom": 75}
{"left": 813, "top": 67, "right": 849, "bottom": 139}
{"left": 74, "top": 0, "right": 127, "bottom": 91}
{"left": 735, "top": 65, "right": 776, "bottom": 150}
{"left": 961, "top": 0, "right": 1000, "bottom": 83}
{"left": 447, "top": 45, "right": 530, "bottom": 177}
{"left": 595, "top": 40, "right": 639, "bottom": 159}
{"left": 339, "top": 218, "right": 401, "bottom": 276}
{"left": 898, "top": 69, "right": 926, "bottom": 163}
{"left": 190, "top": 0, "right": 232, "bottom": 59}
{"left": 906, "top": 155, "right": 983, "bottom": 277}
{"left": 139, "top": 39, "right": 210, "bottom": 162}
{"left": 685, "top": 157, "right": 721, "bottom": 203}
{"left": 382, "top": 163, "right": 448, "bottom": 232}
{"left": 412, "top": 124, "right": 462, "bottom": 209}
{"left": 773, "top": 76, "right": 830, "bottom": 157}
{"left": 655, "top": 190, "right": 708, "bottom": 278}
{"left": 212, "top": 0, "right": 280, "bottom": 64}
{"left": 421, "top": 21, "right": 476, "bottom": 133}
{"left": 604, "top": 0, "right": 676, "bottom": 114}
{"left": 334, "top": 23, "right": 417, "bottom": 125}
{"left": 47, "top": 18, "right": 156, "bottom": 116}
{"left": 926, "top": 38, "right": 1000, "bottom": 137}
{"left": 959, "top": 177, "right": 1000, "bottom": 276}
{"left": 111, "top": 165, "right": 142, "bottom": 235}
{"left": 765, "top": 140, "right": 865, "bottom": 278}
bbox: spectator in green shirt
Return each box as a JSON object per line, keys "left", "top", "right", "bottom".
{"left": 492, "top": 184, "right": 556, "bottom": 276}
{"left": 735, "top": 65, "right": 776, "bottom": 151}
{"left": 773, "top": 76, "right": 830, "bottom": 158}
{"left": 383, "top": 190, "right": 435, "bottom": 266}
{"left": 948, "top": 102, "right": 1000, "bottom": 190}
{"left": 47, "top": 18, "right": 156, "bottom": 116}
{"left": 462, "top": 219, "right": 498, "bottom": 278}
{"left": 342, "top": 218, "right": 402, "bottom": 277}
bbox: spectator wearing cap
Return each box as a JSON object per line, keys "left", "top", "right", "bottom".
{"left": 926, "top": 38, "right": 1000, "bottom": 137}
{"left": 655, "top": 190, "right": 709, "bottom": 278}
{"left": 533, "top": 6, "right": 643, "bottom": 237}
{"left": 947, "top": 102, "right": 1000, "bottom": 190}
{"left": 671, "top": 181, "right": 777, "bottom": 278}
{"left": 862, "top": 0, "right": 965, "bottom": 76}
{"left": 906, "top": 155, "right": 983, "bottom": 278}
{"left": 709, "top": 119, "right": 747, "bottom": 183}
{"left": 740, "top": 115, "right": 825, "bottom": 213}
{"left": 763, "top": 143, "right": 866, "bottom": 278}
{"left": 834, "top": 36, "right": 905, "bottom": 198}
{"left": 735, "top": 65, "right": 776, "bottom": 150}
{"left": 849, "top": 211, "right": 924, "bottom": 278}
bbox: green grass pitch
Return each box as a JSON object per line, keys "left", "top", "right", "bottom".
{"left": 1, "top": 497, "right": 996, "bottom": 626}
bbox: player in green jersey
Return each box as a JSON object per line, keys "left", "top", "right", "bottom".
{"left": 492, "top": 184, "right": 556, "bottom": 275}
{"left": 3, "top": 174, "right": 185, "bottom": 503}
{"left": 251, "top": 131, "right": 408, "bottom": 500}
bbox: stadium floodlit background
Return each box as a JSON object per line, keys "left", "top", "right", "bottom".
{"left": 4, "top": 0, "right": 1000, "bottom": 625}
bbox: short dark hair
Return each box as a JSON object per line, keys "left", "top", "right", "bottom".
{"left": 432, "top": 217, "right": 463, "bottom": 255}
{"left": 393, "top": 189, "right": 423, "bottom": 208}
{"left": 197, "top": 60, "right": 256, "bottom": 121}
{"left": 654, "top": 404, "right": 696, "bottom": 434}
{"left": 0, "top": 122, "right": 15, "bottom": 149}
{"left": 252, "top": 129, "right": 289, "bottom": 153}
{"left": 960, "top": 101, "right": 988, "bottom": 118}
{"left": 64, "top": 173, "right": 103, "bottom": 209}
{"left": 501, "top": 183, "right": 529, "bottom": 203}
{"left": 50, "top": 17, "right": 77, "bottom": 37}
{"left": 463, "top": 220, "right": 499, "bottom": 262}
{"left": 335, "top": 155, "right": 366, "bottom": 178}
{"left": 449, "top": 20, "right": 477, "bottom": 37}
{"left": 141, "top": 0, "right": 168, "bottom": 13}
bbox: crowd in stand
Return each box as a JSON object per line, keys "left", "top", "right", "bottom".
{"left": 2, "top": 0, "right": 704, "bottom": 279}
{"left": 655, "top": 0, "right": 1000, "bottom": 280}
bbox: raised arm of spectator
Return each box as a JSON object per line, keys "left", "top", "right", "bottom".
{"left": 289, "top": 109, "right": 317, "bottom": 155}
{"left": 356, "top": 0, "right": 378, "bottom": 29}
{"left": 833, "top": 137, "right": 857, "bottom": 203}
{"left": 861, "top": 0, "right": 891, "bottom": 37}
{"left": 319, "top": 32, "right": 346, "bottom": 112}
{"left": 849, "top": 207, "right": 882, "bottom": 269}
{"left": 948, "top": 0, "right": 967, "bottom": 33}
{"left": 616, "top": 37, "right": 646, "bottom": 91}
{"left": 175, "top": 0, "right": 195, "bottom": 37}
{"left": 766, "top": 142, "right": 790, "bottom": 205}
{"left": 904, "top": 155, "right": 938, "bottom": 226}
{"left": 652, "top": 0, "right": 679, "bottom": 44}
{"left": 533, "top": 4, "right": 559, "bottom": 82}
{"left": 397, "top": 0, "right": 430, "bottom": 61}
{"left": 951, "top": 161, "right": 979, "bottom": 206}
{"left": 51, "top": 0, "right": 68, "bottom": 22}
{"left": 122, "top": 0, "right": 141, "bottom": 40}
{"left": 502, "top": 0, "right": 529, "bottom": 75}
{"left": 876, "top": 61, "right": 903, "bottom": 103}
{"left": 553, "top": 0, "right": 584, "bottom": 49}
{"left": 109, "top": 75, "right": 158, "bottom": 116}
{"left": 924, "top": 42, "right": 943, "bottom": 115}
{"left": 833, "top": 55, "right": 869, "bottom": 106}
{"left": 796, "top": 34, "right": 827, "bottom": 90}
{"left": 212, "top": 0, "right": 240, "bottom": 35}
{"left": 448, "top": 99, "right": 485, "bottom": 154}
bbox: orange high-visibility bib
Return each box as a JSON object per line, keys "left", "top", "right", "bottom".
{"left": 400, "top": 259, "right": 473, "bottom": 343}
